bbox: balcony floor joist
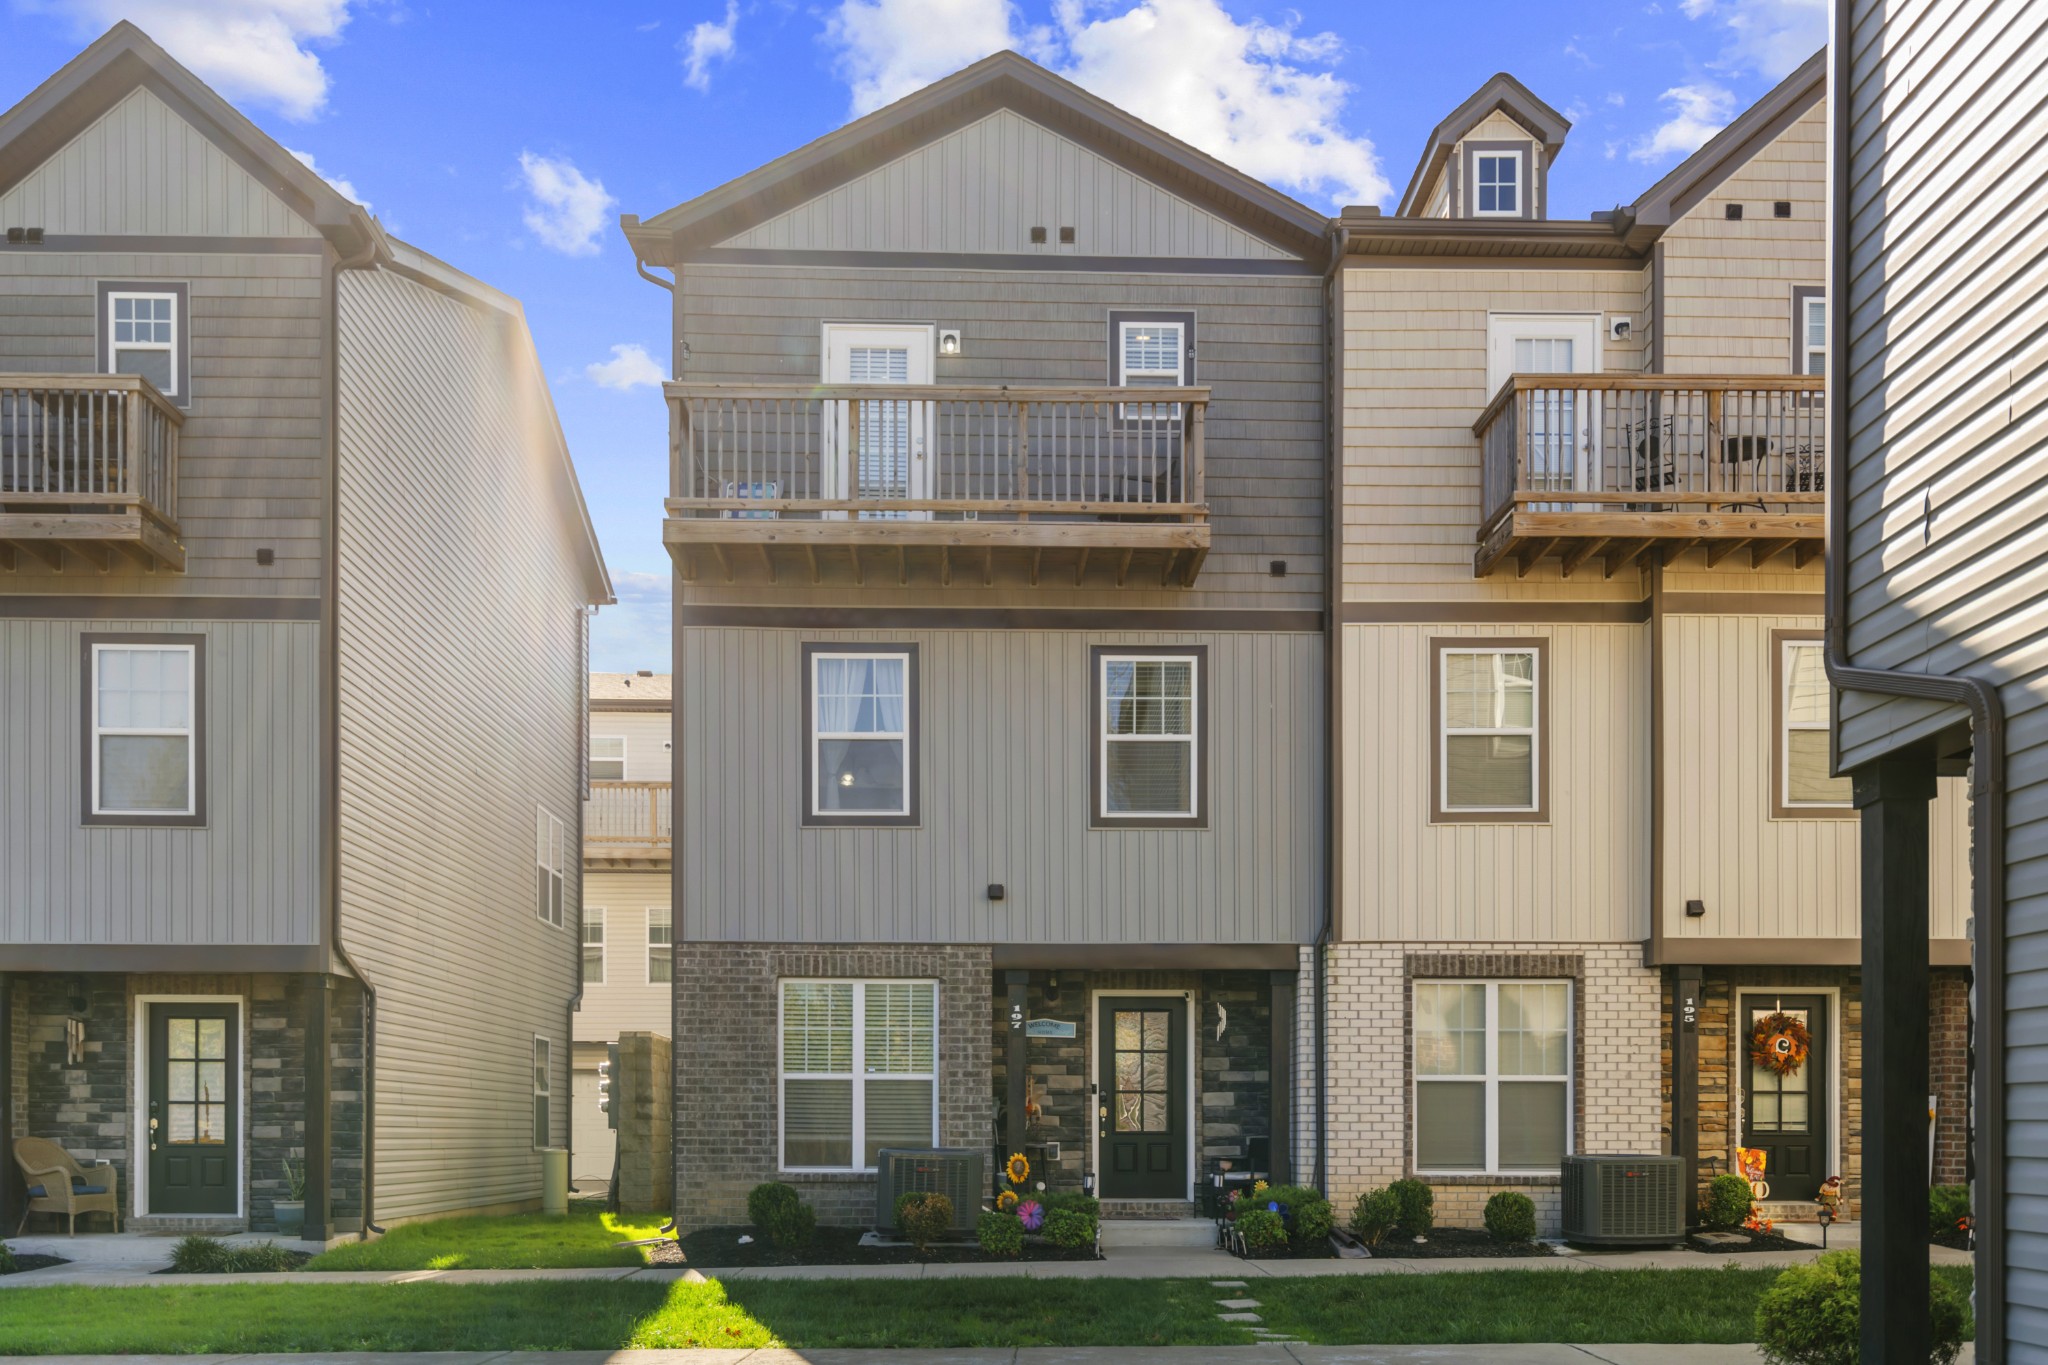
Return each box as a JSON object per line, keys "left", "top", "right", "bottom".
{"left": 667, "top": 518, "right": 1211, "bottom": 589}
{"left": 0, "top": 509, "right": 186, "bottom": 573}
{"left": 1476, "top": 510, "right": 1821, "bottom": 579}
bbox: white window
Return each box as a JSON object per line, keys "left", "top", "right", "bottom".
{"left": 590, "top": 735, "right": 626, "bottom": 782}
{"left": 780, "top": 979, "right": 937, "bottom": 1171}
{"left": 581, "top": 908, "right": 606, "bottom": 985}
{"left": 108, "top": 291, "right": 179, "bottom": 397}
{"left": 1114, "top": 316, "right": 1189, "bottom": 420}
{"left": 534, "top": 807, "right": 565, "bottom": 926}
{"left": 1414, "top": 980, "right": 1571, "bottom": 1174}
{"left": 1474, "top": 152, "right": 1522, "bottom": 216}
{"left": 647, "top": 907, "right": 673, "bottom": 985}
{"left": 1439, "top": 647, "right": 1540, "bottom": 814}
{"left": 1782, "top": 641, "right": 1851, "bottom": 807}
{"left": 90, "top": 642, "right": 197, "bottom": 817}
{"left": 808, "top": 650, "right": 912, "bottom": 819}
{"left": 1098, "top": 652, "right": 1199, "bottom": 820}
{"left": 1801, "top": 295, "right": 1827, "bottom": 376}
{"left": 532, "top": 1036, "right": 552, "bottom": 1149}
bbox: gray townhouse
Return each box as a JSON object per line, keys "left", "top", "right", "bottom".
{"left": 622, "top": 51, "right": 1329, "bottom": 1229}
{"left": 0, "top": 24, "right": 612, "bottom": 1239}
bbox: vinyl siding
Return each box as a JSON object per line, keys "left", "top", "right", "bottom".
{"left": 574, "top": 874, "right": 672, "bottom": 1044}
{"left": 678, "top": 265, "right": 1323, "bottom": 612}
{"left": 679, "top": 627, "right": 1322, "bottom": 944}
{"left": 718, "top": 108, "right": 1289, "bottom": 259}
{"left": 334, "top": 267, "right": 590, "bottom": 1222}
{"left": 588, "top": 710, "right": 672, "bottom": 783}
{"left": 0, "top": 616, "right": 319, "bottom": 946}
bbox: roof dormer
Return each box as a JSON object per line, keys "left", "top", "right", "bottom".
{"left": 1395, "top": 73, "right": 1571, "bottom": 220}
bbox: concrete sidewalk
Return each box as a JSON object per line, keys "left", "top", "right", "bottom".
{"left": 0, "top": 1349, "right": 1964, "bottom": 1364}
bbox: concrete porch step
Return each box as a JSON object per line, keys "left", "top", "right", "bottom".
{"left": 1098, "top": 1216, "right": 1216, "bottom": 1249}
{"left": 1099, "top": 1200, "right": 1197, "bottom": 1221}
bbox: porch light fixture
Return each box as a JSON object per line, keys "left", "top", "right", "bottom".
{"left": 939, "top": 329, "right": 963, "bottom": 357}
{"left": 1043, "top": 972, "right": 1061, "bottom": 1003}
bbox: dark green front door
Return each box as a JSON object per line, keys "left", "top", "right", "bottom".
{"left": 1097, "top": 996, "right": 1188, "bottom": 1200}
{"left": 147, "top": 1004, "right": 238, "bottom": 1215}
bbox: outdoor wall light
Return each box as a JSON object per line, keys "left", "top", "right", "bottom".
{"left": 987, "top": 883, "right": 1006, "bottom": 902}
{"left": 939, "top": 328, "right": 963, "bottom": 357}
{"left": 1686, "top": 898, "right": 1707, "bottom": 918}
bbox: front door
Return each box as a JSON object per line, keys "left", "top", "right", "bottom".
{"left": 821, "top": 323, "right": 933, "bottom": 517}
{"left": 147, "top": 1003, "right": 238, "bottom": 1215}
{"left": 1097, "top": 996, "right": 1188, "bottom": 1200}
{"left": 1741, "top": 994, "right": 1829, "bottom": 1203}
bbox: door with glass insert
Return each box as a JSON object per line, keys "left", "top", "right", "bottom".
{"left": 1096, "top": 997, "right": 1187, "bottom": 1199}
{"left": 147, "top": 1003, "right": 238, "bottom": 1214}
{"left": 822, "top": 323, "right": 932, "bottom": 518}
{"left": 1740, "top": 995, "right": 1827, "bottom": 1203}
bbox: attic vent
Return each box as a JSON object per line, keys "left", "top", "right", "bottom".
{"left": 1029, "top": 226, "right": 1048, "bottom": 244}
{"left": 1774, "top": 201, "right": 1793, "bottom": 218}
{"left": 1058, "top": 226, "right": 1076, "bottom": 244}
{"left": 1724, "top": 203, "right": 1744, "bottom": 221}
{"left": 636, "top": 669, "right": 654, "bottom": 677}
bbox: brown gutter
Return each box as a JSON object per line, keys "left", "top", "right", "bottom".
{"left": 1821, "top": 16, "right": 2005, "bottom": 1358}
{"left": 1315, "top": 225, "right": 1349, "bottom": 1192}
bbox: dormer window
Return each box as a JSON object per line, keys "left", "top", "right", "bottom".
{"left": 1475, "top": 152, "right": 1522, "bottom": 216}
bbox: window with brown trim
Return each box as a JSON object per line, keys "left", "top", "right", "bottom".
{"left": 1430, "top": 637, "right": 1548, "bottom": 823}
{"left": 1773, "top": 631, "right": 1853, "bottom": 817}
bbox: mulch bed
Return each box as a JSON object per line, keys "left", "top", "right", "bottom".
{"left": 1375, "top": 1228, "right": 1556, "bottom": 1259}
{"left": 1235, "top": 1237, "right": 1335, "bottom": 1261}
{"left": 1933, "top": 1226, "right": 1973, "bottom": 1252}
{"left": 670, "top": 1225, "right": 1100, "bottom": 1268}
{"left": 1, "top": 1253, "right": 70, "bottom": 1275}
{"left": 1686, "top": 1227, "right": 1812, "bottom": 1253}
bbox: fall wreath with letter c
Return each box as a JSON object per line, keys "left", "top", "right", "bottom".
{"left": 1749, "top": 1011, "right": 1813, "bottom": 1076}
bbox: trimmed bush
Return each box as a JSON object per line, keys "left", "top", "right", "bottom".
{"left": 225, "top": 1241, "right": 300, "bottom": 1273}
{"left": 169, "top": 1236, "right": 233, "bottom": 1274}
{"left": 1237, "top": 1207, "right": 1287, "bottom": 1254}
{"left": 1389, "top": 1177, "right": 1435, "bottom": 1238}
{"left": 1483, "top": 1191, "right": 1537, "bottom": 1243}
{"left": 1044, "top": 1190, "right": 1100, "bottom": 1219}
{"left": 0, "top": 1243, "right": 17, "bottom": 1275}
{"left": 1756, "top": 1249, "right": 1966, "bottom": 1365}
{"left": 1704, "top": 1173, "right": 1756, "bottom": 1229}
{"left": 1930, "top": 1183, "right": 1970, "bottom": 1237}
{"left": 746, "top": 1182, "right": 816, "bottom": 1251}
{"left": 1043, "top": 1207, "right": 1096, "bottom": 1249}
{"left": 976, "top": 1209, "right": 1024, "bottom": 1258}
{"left": 1350, "top": 1185, "right": 1400, "bottom": 1247}
{"left": 894, "top": 1190, "right": 954, "bottom": 1254}
{"left": 1265, "top": 1184, "right": 1335, "bottom": 1244}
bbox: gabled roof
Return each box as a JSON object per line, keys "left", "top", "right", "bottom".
{"left": 1628, "top": 47, "right": 1826, "bottom": 226}
{"left": 0, "top": 20, "right": 378, "bottom": 256}
{"left": 623, "top": 50, "right": 1331, "bottom": 264}
{"left": 591, "top": 672, "right": 674, "bottom": 705}
{"left": 1393, "top": 72, "right": 1572, "bottom": 217}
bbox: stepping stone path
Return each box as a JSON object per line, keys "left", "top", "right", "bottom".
{"left": 1209, "top": 1289, "right": 1298, "bottom": 1341}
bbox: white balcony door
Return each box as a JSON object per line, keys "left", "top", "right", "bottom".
{"left": 822, "top": 323, "right": 934, "bottom": 519}
{"left": 1488, "top": 314, "right": 1600, "bottom": 505}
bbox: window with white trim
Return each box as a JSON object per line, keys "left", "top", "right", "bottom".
{"left": 780, "top": 980, "right": 937, "bottom": 1171}
{"left": 647, "top": 906, "right": 673, "bottom": 984}
{"left": 90, "top": 642, "right": 197, "bottom": 817}
{"left": 590, "top": 735, "right": 626, "bottom": 782}
{"left": 1414, "top": 980, "right": 1571, "bottom": 1174}
{"left": 1439, "top": 647, "right": 1539, "bottom": 813}
{"left": 1781, "top": 641, "right": 1851, "bottom": 807}
{"left": 532, "top": 1036, "right": 552, "bottom": 1149}
{"left": 1098, "top": 652, "right": 1199, "bottom": 820}
{"left": 581, "top": 908, "right": 606, "bottom": 985}
{"left": 1474, "top": 152, "right": 1522, "bottom": 216}
{"left": 534, "top": 807, "right": 565, "bottom": 926}
{"left": 1111, "top": 312, "right": 1192, "bottom": 420}
{"left": 108, "top": 290, "right": 180, "bottom": 397}
{"left": 807, "top": 649, "right": 912, "bottom": 819}
{"left": 1800, "top": 294, "right": 1827, "bottom": 376}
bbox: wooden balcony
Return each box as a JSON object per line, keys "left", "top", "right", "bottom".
{"left": 584, "top": 780, "right": 672, "bottom": 867}
{"left": 1473, "top": 374, "right": 1824, "bottom": 578}
{"left": 664, "top": 383, "right": 1211, "bottom": 589}
{"left": 1, "top": 375, "right": 184, "bottom": 573}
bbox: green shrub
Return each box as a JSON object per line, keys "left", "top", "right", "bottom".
{"left": 1930, "top": 1184, "right": 1971, "bottom": 1237}
{"left": 976, "top": 1209, "right": 1024, "bottom": 1258}
{"left": 1703, "top": 1173, "right": 1756, "bottom": 1229}
{"left": 1350, "top": 1185, "right": 1400, "bottom": 1247}
{"left": 0, "top": 1243, "right": 17, "bottom": 1275}
{"left": 225, "top": 1241, "right": 299, "bottom": 1273}
{"left": 169, "top": 1236, "right": 233, "bottom": 1274}
{"left": 1042, "top": 1207, "right": 1096, "bottom": 1249}
{"left": 1756, "top": 1249, "right": 1966, "bottom": 1365}
{"left": 1237, "top": 1207, "right": 1287, "bottom": 1254}
{"left": 746, "top": 1181, "right": 816, "bottom": 1250}
{"left": 1264, "top": 1184, "right": 1335, "bottom": 1244}
{"left": 1043, "top": 1190, "right": 1100, "bottom": 1218}
{"left": 1483, "top": 1191, "right": 1537, "bottom": 1243}
{"left": 1389, "top": 1178, "right": 1435, "bottom": 1238}
{"left": 893, "top": 1190, "right": 954, "bottom": 1253}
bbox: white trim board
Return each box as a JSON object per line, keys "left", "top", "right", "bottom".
{"left": 1086, "top": 987, "right": 1198, "bottom": 1203}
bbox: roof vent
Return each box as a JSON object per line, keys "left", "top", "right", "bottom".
{"left": 1058, "top": 226, "right": 1075, "bottom": 244}
{"left": 637, "top": 669, "right": 654, "bottom": 677}
{"left": 1029, "top": 226, "right": 1048, "bottom": 244}
{"left": 1773, "top": 201, "right": 1792, "bottom": 218}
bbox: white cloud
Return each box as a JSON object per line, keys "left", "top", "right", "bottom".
{"left": 821, "top": 0, "right": 1389, "bottom": 207}
{"left": 23, "top": 0, "right": 352, "bottom": 120}
{"left": 682, "top": 0, "right": 740, "bottom": 90}
{"left": 1629, "top": 82, "right": 1736, "bottom": 162}
{"left": 288, "top": 149, "right": 367, "bottom": 211}
{"left": 1606, "top": 90, "right": 1627, "bottom": 107}
{"left": 590, "top": 570, "right": 673, "bottom": 675}
{"left": 516, "top": 151, "right": 616, "bottom": 256}
{"left": 1682, "top": 0, "right": 1825, "bottom": 79}
{"left": 587, "top": 343, "right": 666, "bottom": 391}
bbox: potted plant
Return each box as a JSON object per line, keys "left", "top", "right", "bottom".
{"left": 273, "top": 1158, "right": 307, "bottom": 1238}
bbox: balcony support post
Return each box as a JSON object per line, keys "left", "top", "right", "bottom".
{"left": 1014, "top": 402, "right": 1030, "bottom": 522}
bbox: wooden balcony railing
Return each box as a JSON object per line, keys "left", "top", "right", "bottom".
{"left": 663, "top": 383, "right": 1212, "bottom": 588}
{"left": 0, "top": 374, "right": 185, "bottom": 571}
{"left": 584, "top": 781, "right": 671, "bottom": 861}
{"left": 1472, "top": 374, "right": 1824, "bottom": 578}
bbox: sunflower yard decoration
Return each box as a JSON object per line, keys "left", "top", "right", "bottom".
{"left": 1005, "top": 1152, "right": 1031, "bottom": 1187}
{"left": 1748, "top": 1010, "right": 1813, "bottom": 1077}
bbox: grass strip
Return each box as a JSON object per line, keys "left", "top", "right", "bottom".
{"left": 303, "top": 1207, "right": 670, "bottom": 1270}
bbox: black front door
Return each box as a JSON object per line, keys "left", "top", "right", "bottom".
{"left": 1097, "top": 996, "right": 1188, "bottom": 1200}
{"left": 147, "top": 1003, "right": 238, "bottom": 1215}
{"left": 1741, "top": 994, "right": 1828, "bottom": 1203}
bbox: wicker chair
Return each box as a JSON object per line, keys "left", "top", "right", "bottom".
{"left": 13, "top": 1136, "right": 120, "bottom": 1235}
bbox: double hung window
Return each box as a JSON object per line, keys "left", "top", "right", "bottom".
{"left": 535, "top": 807, "right": 565, "bottom": 926}
{"left": 780, "top": 980, "right": 937, "bottom": 1171}
{"left": 1436, "top": 644, "right": 1542, "bottom": 818}
{"left": 804, "top": 646, "right": 916, "bottom": 824}
{"left": 1474, "top": 152, "right": 1522, "bottom": 216}
{"left": 590, "top": 735, "right": 626, "bottom": 781}
{"left": 105, "top": 288, "right": 182, "bottom": 399}
{"left": 1110, "top": 311, "right": 1194, "bottom": 422}
{"left": 87, "top": 639, "right": 201, "bottom": 822}
{"left": 1778, "top": 638, "right": 1851, "bottom": 811}
{"left": 582, "top": 909, "right": 606, "bottom": 984}
{"left": 1414, "top": 980, "right": 1571, "bottom": 1173}
{"left": 1095, "top": 648, "right": 1203, "bottom": 826}
{"left": 647, "top": 907, "right": 673, "bottom": 984}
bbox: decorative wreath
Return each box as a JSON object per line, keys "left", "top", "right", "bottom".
{"left": 1748, "top": 1011, "right": 1813, "bottom": 1077}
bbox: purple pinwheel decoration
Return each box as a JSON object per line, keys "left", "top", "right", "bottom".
{"left": 1017, "top": 1199, "right": 1045, "bottom": 1231}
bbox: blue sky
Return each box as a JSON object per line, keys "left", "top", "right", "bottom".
{"left": 2, "top": 0, "right": 1823, "bottom": 671}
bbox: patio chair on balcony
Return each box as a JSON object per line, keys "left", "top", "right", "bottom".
{"left": 1625, "top": 418, "right": 1676, "bottom": 511}
{"left": 13, "top": 1136, "right": 121, "bottom": 1235}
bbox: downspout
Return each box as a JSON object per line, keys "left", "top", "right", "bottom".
{"left": 1314, "top": 225, "right": 1350, "bottom": 1193}
{"left": 1818, "top": 20, "right": 2005, "bottom": 1358}
{"left": 568, "top": 606, "right": 593, "bottom": 1175}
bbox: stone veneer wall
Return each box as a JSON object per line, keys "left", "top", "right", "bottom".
{"left": 1322, "top": 942, "right": 1664, "bottom": 1237}
{"left": 670, "top": 944, "right": 992, "bottom": 1231}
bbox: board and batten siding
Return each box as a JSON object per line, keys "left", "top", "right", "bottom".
{"left": 678, "top": 265, "right": 1323, "bottom": 612}
{"left": 679, "top": 627, "right": 1322, "bottom": 945}
{"left": 0, "top": 617, "right": 318, "bottom": 946}
{"left": 574, "top": 873, "right": 672, "bottom": 1045}
{"left": 1339, "top": 622, "right": 1648, "bottom": 943}
{"left": 334, "top": 267, "right": 589, "bottom": 1223}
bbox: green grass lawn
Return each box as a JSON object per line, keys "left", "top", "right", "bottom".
{"left": 302, "top": 1205, "right": 671, "bottom": 1270}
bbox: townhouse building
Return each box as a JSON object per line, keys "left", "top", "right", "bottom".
{"left": 624, "top": 52, "right": 1328, "bottom": 1229}
{"left": 1325, "top": 55, "right": 1972, "bottom": 1233}
{"left": 0, "top": 24, "right": 611, "bottom": 1238}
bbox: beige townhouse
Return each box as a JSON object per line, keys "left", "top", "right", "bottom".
{"left": 1324, "top": 55, "right": 1972, "bottom": 1234}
